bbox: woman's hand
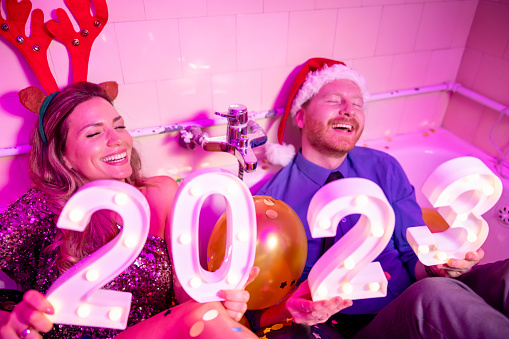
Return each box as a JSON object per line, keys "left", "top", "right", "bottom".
{"left": 285, "top": 280, "right": 352, "bottom": 326}
{"left": 219, "top": 266, "right": 260, "bottom": 321}
{"left": 0, "top": 290, "right": 54, "bottom": 338}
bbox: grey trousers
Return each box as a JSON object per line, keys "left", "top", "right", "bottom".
{"left": 354, "top": 259, "right": 509, "bottom": 339}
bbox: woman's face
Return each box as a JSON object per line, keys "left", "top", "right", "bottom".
{"left": 63, "top": 97, "right": 133, "bottom": 182}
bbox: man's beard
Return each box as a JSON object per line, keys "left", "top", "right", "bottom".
{"left": 305, "top": 117, "right": 362, "bottom": 158}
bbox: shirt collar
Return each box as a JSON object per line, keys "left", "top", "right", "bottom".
{"left": 295, "top": 149, "right": 351, "bottom": 185}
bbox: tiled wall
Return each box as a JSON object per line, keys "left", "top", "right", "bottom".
{"left": 0, "top": 0, "right": 479, "bottom": 207}
{"left": 443, "top": 0, "right": 509, "bottom": 161}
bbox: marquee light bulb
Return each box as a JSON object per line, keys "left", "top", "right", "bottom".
{"left": 227, "top": 274, "right": 239, "bottom": 285}
{"left": 114, "top": 192, "right": 129, "bottom": 206}
{"left": 368, "top": 282, "right": 380, "bottom": 292}
{"left": 371, "top": 227, "right": 384, "bottom": 238}
{"left": 179, "top": 233, "right": 192, "bottom": 245}
{"left": 190, "top": 276, "right": 202, "bottom": 289}
{"left": 436, "top": 251, "right": 447, "bottom": 261}
{"left": 418, "top": 245, "right": 430, "bottom": 255}
{"left": 354, "top": 195, "right": 369, "bottom": 207}
{"left": 318, "top": 218, "right": 331, "bottom": 229}
{"left": 481, "top": 185, "right": 494, "bottom": 196}
{"left": 108, "top": 308, "right": 122, "bottom": 321}
{"left": 236, "top": 231, "right": 248, "bottom": 242}
{"left": 85, "top": 269, "right": 99, "bottom": 282}
{"left": 342, "top": 283, "right": 353, "bottom": 294}
{"left": 344, "top": 258, "right": 356, "bottom": 270}
{"left": 123, "top": 235, "right": 138, "bottom": 248}
{"left": 190, "top": 185, "right": 203, "bottom": 197}
{"left": 69, "top": 209, "right": 85, "bottom": 222}
{"left": 77, "top": 304, "right": 91, "bottom": 318}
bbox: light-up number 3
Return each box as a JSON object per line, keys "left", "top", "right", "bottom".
{"left": 46, "top": 180, "right": 150, "bottom": 329}
{"left": 171, "top": 168, "right": 257, "bottom": 302}
{"left": 407, "top": 156, "right": 503, "bottom": 265}
{"left": 307, "top": 178, "right": 395, "bottom": 301}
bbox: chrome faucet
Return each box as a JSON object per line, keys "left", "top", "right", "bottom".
{"left": 179, "top": 104, "right": 267, "bottom": 179}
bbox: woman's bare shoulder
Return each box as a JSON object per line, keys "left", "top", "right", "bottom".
{"left": 144, "top": 175, "right": 178, "bottom": 193}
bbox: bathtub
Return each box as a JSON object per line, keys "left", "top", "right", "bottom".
{"left": 242, "top": 127, "right": 509, "bottom": 265}
{"left": 2, "top": 127, "right": 508, "bottom": 288}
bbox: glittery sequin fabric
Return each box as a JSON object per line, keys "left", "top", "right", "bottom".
{"left": 1, "top": 188, "right": 176, "bottom": 338}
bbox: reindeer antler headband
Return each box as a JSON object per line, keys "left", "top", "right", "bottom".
{"left": 0, "top": 0, "right": 118, "bottom": 146}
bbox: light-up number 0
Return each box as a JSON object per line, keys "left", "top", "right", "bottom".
{"left": 407, "top": 156, "right": 503, "bottom": 265}
{"left": 170, "top": 168, "right": 257, "bottom": 302}
{"left": 46, "top": 180, "right": 150, "bottom": 329}
{"left": 307, "top": 178, "right": 395, "bottom": 301}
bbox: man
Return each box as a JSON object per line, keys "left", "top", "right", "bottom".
{"left": 249, "top": 58, "right": 509, "bottom": 338}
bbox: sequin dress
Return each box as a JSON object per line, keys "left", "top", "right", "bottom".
{"left": 0, "top": 188, "right": 176, "bottom": 338}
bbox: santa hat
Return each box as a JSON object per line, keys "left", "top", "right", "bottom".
{"left": 265, "top": 58, "right": 369, "bottom": 167}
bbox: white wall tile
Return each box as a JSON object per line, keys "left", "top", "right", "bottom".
{"left": 287, "top": 9, "right": 338, "bottom": 65}
{"left": 211, "top": 70, "right": 262, "bottom": 112}
{"left": 0, "top": 43, "right": 39, "bottom": 97}
{"left": 207, "top": 0, "right": 263, "bottom": 16}
{"left": 261, "top": 65, "right": 295, "bottom": 110}
{"left": 334, "top": 6, "right": 382, "bottom": 59}
{"left": 144, "top": 0, "right": 207, "bottom": 20}
{"left": 179, "top": 16, "right": 237, "bottom": 76}
{"left": 415, "top": 1, "right": 463, "bottom": 51}
{"left": 264, "top": 0, "right": 314, "bottom": 12}
{"left": 237, "top": 12, "right": 289, "bottom": 71}
{"left": 115, "top": 82, "right": 161, "bottom": 129}
{"left": 0, "top": 96, "right": 36, "bottom": 148}
{"left": 426, "top": 48, "right": 464, "bottom": 85}
{"left": 107, "top": 0, "right": 146, "bottom": 22}
{"left": 351, "top": 55, "right": 394, "bottom": 94}
{"left": 389, "top": 51, "right": 432, "bottom": 90}
{"left": 451, "top": 0, "right": 478, "bottom": 48}
{"left": 88, "top": 25, "right": 124, "bottom": 85}
{"left": 157, "top": 76, "right": 213, "bottom": 124}
{"left": 375, "top": 4, "right": 423, "bottom": 55}
{"left": 115, "top": 20, "right": 182, "bottom": 83}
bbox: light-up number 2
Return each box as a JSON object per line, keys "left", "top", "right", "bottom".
{"left": 170, "top": 168, "right": 257, "bottom": 302}
{"left": 307, "top": 178, "right": 395, "bottom": 301}
{"left": 407, "top": 156, "right": 503, "bottom": 266}
{"left": 46, "top": 180, "right": 150, "bottom": 329}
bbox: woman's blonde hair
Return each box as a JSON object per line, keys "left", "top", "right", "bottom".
{"left": 29, "top": 81, "right": 145, "bottom": 273}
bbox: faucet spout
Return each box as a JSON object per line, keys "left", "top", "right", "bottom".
{"left": 179, "top": 104, "right": 267, "bottom": 179}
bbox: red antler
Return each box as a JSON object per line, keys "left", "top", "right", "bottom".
{"left": 0, "top": 0, "right": 59, "bottom": 94}
{"left": 46, "top": 0, "right": 108, "bottom": 83}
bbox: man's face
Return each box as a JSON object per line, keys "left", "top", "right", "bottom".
{"left": 296, "top": 79, "right": 365, "bottom": 158}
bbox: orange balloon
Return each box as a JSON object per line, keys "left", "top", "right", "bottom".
{"left": 208, "top": 196, "right": 307, "bottom": 310}
{"left": 422, "top": 208, "right": 450, "bottom": 233}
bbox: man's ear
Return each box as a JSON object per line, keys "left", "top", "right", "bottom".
{"left": 295, "top": 108, "right": 305, "bottom": 129}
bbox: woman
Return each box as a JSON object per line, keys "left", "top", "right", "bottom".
{"left": 0, "top": 82, "right": 257, "bottom": 338}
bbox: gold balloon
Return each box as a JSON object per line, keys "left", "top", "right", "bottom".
{"left": 208, "top": 195, "right": 307, "bottom": 310}
{"left": 422, "top": 208, "right": 450, "bottom": 233}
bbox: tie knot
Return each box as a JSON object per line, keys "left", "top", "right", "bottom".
{"left": 325, "top": 171, "right": 343, "bottom": 184}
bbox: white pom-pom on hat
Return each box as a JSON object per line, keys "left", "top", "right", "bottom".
{"left": 265, "top": 142, "right": 296, "bottom": 167}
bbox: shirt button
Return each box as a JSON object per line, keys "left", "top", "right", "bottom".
{"left": 342, "top": 218, "right": 347, "bottom": 222}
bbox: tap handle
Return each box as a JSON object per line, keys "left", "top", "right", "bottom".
{"left": 215, "top": 104, "right": 248, "bottom": 125}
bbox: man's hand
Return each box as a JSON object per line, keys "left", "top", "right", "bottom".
{"left": 285, "top": 280, "right": 352, "bottom": 326}
{"left": 430, "top": 248, "right": 484, "bottom": 278}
